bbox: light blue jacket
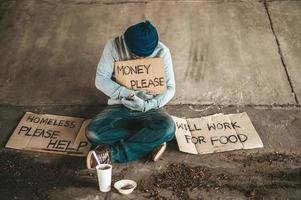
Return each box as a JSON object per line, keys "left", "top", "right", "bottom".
{"left": 95, "top": 35, "right": 176, "bottom": 111}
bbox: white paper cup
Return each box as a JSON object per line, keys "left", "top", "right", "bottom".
{"left": 96, "top": 164, "right": 112, "bottom": 192}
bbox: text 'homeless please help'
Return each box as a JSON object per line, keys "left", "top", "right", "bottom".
{"left": 17, "top": 115, "right": 88, "bottom": 152}
{"left": 6, "top": 112, "right": 91, "bottom": 156}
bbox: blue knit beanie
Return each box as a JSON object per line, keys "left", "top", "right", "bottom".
{"left": 124, "top": 21, "right": 159, "bottom": 57}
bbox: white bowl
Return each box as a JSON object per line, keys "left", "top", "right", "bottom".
{"left": 114, "top": 179, "right": 137, "bottom": 195}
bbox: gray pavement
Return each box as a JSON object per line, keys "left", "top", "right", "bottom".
{"left": 0, "top": 0, "right": 300, "bottom": 105}
{"left": 0, "top": 105, "right": 300, "bottom": 199}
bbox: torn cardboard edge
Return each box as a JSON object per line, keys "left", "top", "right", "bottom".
{"left": 172, "top": 112, "right": 263, "bottom": 154}
{"left": 5, "top": 112, "right": 91, "bottom": 157}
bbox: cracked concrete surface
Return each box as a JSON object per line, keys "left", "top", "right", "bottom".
{"left": 267, "top": 1, "right": 301, "bottom": 104}
{"left": 264, "top": 1, "right": 299, "bottom": 105}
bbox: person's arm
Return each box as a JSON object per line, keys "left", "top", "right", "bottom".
{"left": 95, "top": 39, "right": 133, "bottom": 99}
{"left": 144, "top": 48, "right": 176, "bottom": 111}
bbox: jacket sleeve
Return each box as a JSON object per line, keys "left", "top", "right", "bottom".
{"left": 144, "top": 48, "right": 176, "bottom": 111}
{"left": 95, "top": 39, "right": 132, "bottom": 99}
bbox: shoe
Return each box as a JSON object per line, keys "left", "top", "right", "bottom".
{"left": 86, "top": 145, "right": 111, "bottom": 170}
{"left": 151, "top": 142, "right": 167, "bottom": 162}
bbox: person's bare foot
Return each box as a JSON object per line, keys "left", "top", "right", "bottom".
{"left": 151, "top": 142, "right": 167, "bottom": 162}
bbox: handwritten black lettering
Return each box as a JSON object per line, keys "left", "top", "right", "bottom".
{"left": 56, "top": 140, "right": 68, "bottom": 150}
{"left": 26, "top": 115, "right": 35, "bottom": 122}
{"left": 50, "top": 131, "right": 60, "bottom": 139}
{"left": 198, "top": 136, "right": 206, "bottom": 144}
{"left": 46, "top": 139, "right": 88, "bottom": 153}
{"left": 210, "top": 134, "right": 247, "bottom": 146}
{"left": 185, "top": 135, "right": 191, "bottom": 143}
{"left": 207, "top": 122, "right": 241, "bottom": 131}
{"left": 116, "top": 64, "right": 152, "bottom": 75}
{"left": 231, "top": 122, "right": 241, "bottom": 129}
{"left": 229, "top": 135, "right": 238, "bottom": 143}
{"left": 32, "top": 128, "right": 43, "bottom": 137}
{"left": 216, "top": 123, "right": 223, "bottom": 129}
{"left": 129, "top": 77, "right": 165, "bottom": 89}
{"left": 145, "top": 64, "right": 151, "bottom": 74}
{"left": 191, "top": 137, "right": 198, "bottom": 144}
{"left": 210, "top": 136, "right": 219, "bottom": 145}
{"left": 66, "top": 141, "right": 76, "bottom": 151}
{"left": 70, "top": 121, "right": 76, "bottom": 128}
{"left": 224, "top": 122, "right": 231, "bottom": 129}
{"left": 176, "top": 122, "right": 189, "bottom": 131}
{"left": 219, "top": 136, "right": 228, "bottom": 144}
{"left": 237, "top": 134, "right": 248, "bottom": 143}
{"left": 47, "top": 139, "right": 58, "bottom": 149}
{"left": 76, "top": 141, "right": 88, "bottom": 152}
{"left": 40, "top": 118, "right": 48, "bottom": 124}
{"left": 188, "top": 123, "right": 202, "bottom": 131}
{"left": 207, "top": 123, "right": 216, "bottom": 131}
{"left": 185, "top": 135, "right": 207, "bottom": 144}
{"left": 18, "top": 126, "right": 31, "bottom": 135}
{"left": 47, "top": 119, "right": 54, "bottom": 125}
{"left": 24, "top": 115, "right": 76, "bottom": 129}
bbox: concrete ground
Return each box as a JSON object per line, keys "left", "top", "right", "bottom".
{"left": 0, "top": 0, "right": 301, "bottom": 199}
{"left": 0, "top": 105, "right": 300, "bottom": 200}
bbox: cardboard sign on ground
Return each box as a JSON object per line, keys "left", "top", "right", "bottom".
{"left": 114, "top": 58, "right": 167, "bottom": 95}
{"left": 6, "top": 112, "right": 91, "bottom": 157}
{"left": 172, "top": 112, "right": 263, "bottom": 154}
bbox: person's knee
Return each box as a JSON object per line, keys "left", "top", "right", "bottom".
{"left": 85, "top": 120, "right": 115, "bottom": 144}
{"left": 165, "top": 118, "right": 176, "bottom": 140}
{"left": 158, "top": 116, "right": 176, "bottom": 141}
{"left": 85, "top": 123, "right": 99, "bottom": 144}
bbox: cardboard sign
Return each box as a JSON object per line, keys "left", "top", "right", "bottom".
{"left": 114, "top": 58, "right": 167, "bottom": 95}
{"left": 6, "top": 112, "right": 91, "bottom": 157}
{"left": 172, "top": 112, "right": 263, "bottom": 154}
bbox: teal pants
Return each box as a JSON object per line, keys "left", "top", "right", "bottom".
{"left": 85, "top": 105, "right": 176, "bottom": 163}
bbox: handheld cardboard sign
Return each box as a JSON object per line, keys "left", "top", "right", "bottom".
{"left": 114, "top": 58, "right": 167, "bottom": 95}
{"left": 172, "top": 112, "right": 263, "bottom": 154}
{"left": 6, "top": 112, "right": 91, "bottom": 157}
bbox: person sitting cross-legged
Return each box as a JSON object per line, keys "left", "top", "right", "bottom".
{"left": 85, "top": 21, "right": 176, "bottom": 169}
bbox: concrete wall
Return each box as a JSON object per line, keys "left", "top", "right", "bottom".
{"left": 0, "top": 0, "right": 300, "bottom": 106}
{"left": 268, "top": 1, "right": 301, "bottom": 104}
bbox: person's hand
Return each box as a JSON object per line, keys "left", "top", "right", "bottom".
{"left": 136, "top": 90, "right": 154, "bottom": 100}
{"left": 119, "top": 87, "right": 136, "bottom": 99}
{"left": 119, "top": 87, "right": 154, "bottom": 101}
{"left": 121, "top": 95, "right": 145, "bottom": 112}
